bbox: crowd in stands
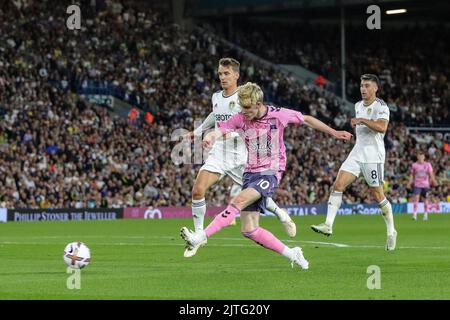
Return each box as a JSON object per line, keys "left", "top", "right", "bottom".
{"left": 218, "top": 20, "right": 450, "bottom": 127}
{"left": 0, "top": 1, "right": 448, "bottom": 209}
{"left": 279, "top": 125, "right": 449, "bottom": 205}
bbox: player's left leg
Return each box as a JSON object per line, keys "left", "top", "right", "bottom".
{"left": 412, "top": 191, "right": 420, "bottom": 221}
{"left": 423, "top": 189, "right": 430, "bottom": 221}
{"left": 227, "top": 185, "right": 296, "bottom": 234}
{"left": 227, "top": 166, "right": 295, "bottom": 235}
{"left": 228, "top": 182, "right": 241, "bottom": 226}
{"left": 364, "top": 163, "right": 397, "bottom": 251}
{"left": 370, "top": 186, "right": 397, "bottom": 251}
{"left": 240, "top": 211, "right": 308, "bottom": 269}
{"left": 266, "top": 198, "right": 296, "bottom": 237}
{"left": 192, "top": 170, "right": 222, "bottom": 230}
{"left": 311, "top": 159, "right": 359, "bottom": 237}
{"left": 180, "top": 187, "right": 261, "bottom": 257}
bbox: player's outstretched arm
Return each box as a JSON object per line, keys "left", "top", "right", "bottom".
{"left": 351, "top": 118, "right": 388, "bottom": 133}
{"left": 184, "top": 112, "right": 216, "bottom": 141}
{"left": 409, "top": 172, "right": 415, "bottom": 189}
{"left": 203, "top": 129, "right": 225, "bottom": 149}
{"left": 303, "top": 115, "right": 353, "bottom": 140}
{"left": 203, "top": 112, "right": 243, "bottom": 149}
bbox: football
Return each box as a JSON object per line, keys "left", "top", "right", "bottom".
{"left": 63, "top": 242, "right": 91, "bottom": 269}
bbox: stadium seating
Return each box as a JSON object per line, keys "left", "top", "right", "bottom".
{"left": 0, "top": 1, "right": 448, "bottom": 209}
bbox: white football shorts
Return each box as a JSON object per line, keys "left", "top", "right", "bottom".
{"left": 200, "top": 140, "right": 246, "bottom": 187}
{"left": 340, "top": 156, "right": 384, "bottom": 187}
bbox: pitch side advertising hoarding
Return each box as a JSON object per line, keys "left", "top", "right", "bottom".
{"left": 7, "top": 208, "right": 123, "bottom": 222}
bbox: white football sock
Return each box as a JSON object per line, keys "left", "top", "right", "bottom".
{"left": 192, "top": 198, "right": 206, "bottom": 232}
{"left": 266, "top": 197, "right": 287, "bottom": 222}
{"left": 281, "top": 246, "right": 294, "bottom": 260}
{"left": 325, "top": 191, "right": 343, "bottom": 227}
{"left": 379, "top": 198, "right": 395, "bottom": 236}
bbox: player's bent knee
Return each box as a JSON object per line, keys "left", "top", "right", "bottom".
{"left": 191, "top": 184, "right": 206, "bottom": 200}
{"left": 230, "top": 195, "right": 246, "bottom": 208}
{"left": 333, "top": 182, "right": 345, "bottom": 192}
{"left": 241, "top": 228, "right": 257, "bottom": 238}
{"left": 370, "top": 188, "right": 385, "bottom": 202}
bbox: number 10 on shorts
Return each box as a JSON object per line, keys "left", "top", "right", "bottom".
{"left": 256, "top": 179, "right": 270, "bottom": 190}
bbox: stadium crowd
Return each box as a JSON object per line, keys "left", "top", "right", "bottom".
{"left": 218, "top": 20, "right": 450, "bottom": 127}
{"left": 0, "top": 1, "right": 448, "bottom": 209}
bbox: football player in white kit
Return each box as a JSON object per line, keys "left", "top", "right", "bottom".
{"left": 183, "top": 58, "right": 295, "bottom": 257}
{"left": 311, "top": 74, "right": 398, "bottom": 251}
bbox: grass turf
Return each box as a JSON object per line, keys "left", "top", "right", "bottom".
{"left": 0, "top": 214, "right": 449, "bottom": 300}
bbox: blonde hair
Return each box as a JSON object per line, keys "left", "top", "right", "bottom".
{"left": 238, "top": 82, "right": 264, "bottom": 107}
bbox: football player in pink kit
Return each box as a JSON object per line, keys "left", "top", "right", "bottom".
{"left": 410, "top": 151, "right": 438, "bottom": 221}
{"left": 180, "top": 82, "right": 352, "bottom": 269}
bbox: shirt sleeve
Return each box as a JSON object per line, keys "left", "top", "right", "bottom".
{"left": 376, "top": 103, "right": 390, "bottom": 121}
{"left": 217, "top": 113, "right": 244, "bottom": 134}
{"left": 279, "top": 107, "right": 304, "bottom": 127}
{"left": 193, "top": 112, "right": 215, "bottom": 136}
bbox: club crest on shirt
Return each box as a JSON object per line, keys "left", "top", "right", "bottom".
{"left": 229, "top": 101, "right": 236, "bottom": 110}
{"left": 367, "top": 108, "right": 372, "bottom": 115}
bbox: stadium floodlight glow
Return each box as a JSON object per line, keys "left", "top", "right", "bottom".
{"left": 386, "top": 9, "right": 407, "bottom": 15}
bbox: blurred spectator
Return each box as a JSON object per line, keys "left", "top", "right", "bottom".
{"left": 315, "top": 75, "right": 327, "bottom": 88}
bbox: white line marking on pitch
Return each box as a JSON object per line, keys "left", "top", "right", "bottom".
{"left": 0, "top": 235, "right": 356, "bottom": 247}
{"left": 1, "top": 235, "right": 448, "bottom": 250}
{"left": 0, "top": 240, "right": 449, "bottom": 250}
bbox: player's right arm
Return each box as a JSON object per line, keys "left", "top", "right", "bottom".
{"left": 351, "top": 118, "right": 388, "bottom": 133}
{"left": 429, "top": 164, "right": 438, "bottom": 187}
{"left": 203, "top": 129, "right": 223, "bottom": 149}
{"left": 409, "top": 165, "right": 415, "bottom": 188}
{"left": 351, "top": 102, "right": 390, "bottom": 133}
{"left": 184, "top": 112, "right": 215, "bottom": 141}
{"left": 303, "top": 115, "right": 353, "bottom": 140}
{"left": 278, "top": 107, "right": 352, "bottom": 140}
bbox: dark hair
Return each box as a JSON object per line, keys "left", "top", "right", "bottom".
{"left": 360, "top": 74, "right": 380, "bottom": 87}
{"left": 219, "top": 58, "right": 240, "bottom": 73}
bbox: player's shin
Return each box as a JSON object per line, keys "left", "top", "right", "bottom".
{"left": 204, "top": 204, "right": 240, "bottom": 237}
{"left": 424, "top": 199, "right": 429, "bottom": 220}
{"left": 325, "top": 191, "right": 343, "bottom": 227}
{"left": 242, "top": 227, "right": 286, "bottom": 254}
{"left": 242, "top": 227, "right": 307, "bottom": 268}
{"left": 413, "top": 197, "right": 419, "bottom": 219}
{"left": 192, "top": 198, "right": 206, "bottom": 232}
{"left": 379, "top": 198, "right": 395, "bottom": 236}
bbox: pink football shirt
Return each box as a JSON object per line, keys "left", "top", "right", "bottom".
{"left": 218, "top": 105, "right": 304, "bottom": 180}
{"left": 412, "top": 161, "right": 433, "bottom": 188}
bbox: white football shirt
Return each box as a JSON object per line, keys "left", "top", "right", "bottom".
{"left": 211, "top": 90, "right": 246, "bottom": 155}
{"left": 348, "top": 98, "right": 390, "bottom": 163}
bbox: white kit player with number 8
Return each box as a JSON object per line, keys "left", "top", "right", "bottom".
{"left": 311, "top": 74, "right": 398, "bottom": 251}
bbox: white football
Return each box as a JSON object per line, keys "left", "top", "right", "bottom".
{"left": 63, "top": 242, "right": 91, "bottom": 269}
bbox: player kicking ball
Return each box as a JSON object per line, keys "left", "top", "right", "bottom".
{"left": 409, "top": 151, "right": 438, "bottom": 221}
{"left": 183, "top": 58, "right": 295, "bottom": 258}
{"left": 180, "top": 82, "right": 352, "bottom": 269}
{"left": 311, "top": 74, "right": 398, "bottom": 251}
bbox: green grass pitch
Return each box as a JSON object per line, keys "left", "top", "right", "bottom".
{"left": 0, "top": 214, "right": 449, "bottom": 300}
